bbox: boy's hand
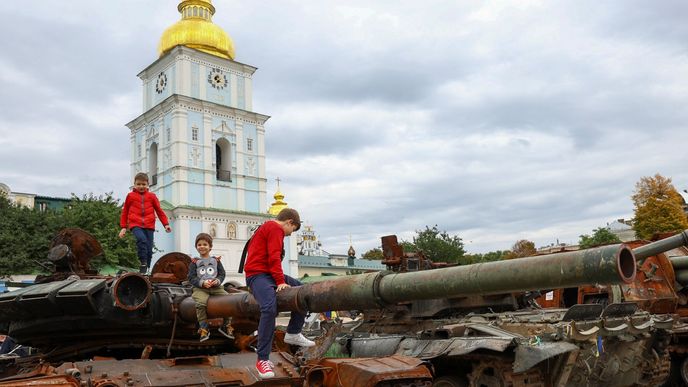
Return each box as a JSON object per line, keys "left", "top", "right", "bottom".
{"left": 212, "top": 279, "right": 220, "bottom": 287}
{"left": 118, "top": 228, "right": 127, "bottom": 238}
{"left": 203, "top": 280, "right": 212, "bottom": 288}
{"left": 164, "top": 225, "right": 172, "bottom": 233}
{"left": 276, "top": 283, "right": 291, "bottom": 292}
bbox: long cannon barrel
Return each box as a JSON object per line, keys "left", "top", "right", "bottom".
{"left": 633, "top": 230, "right": 688, "bottom": 260}
{"left": 670, "top": 256, "right": 688, "bottom": 270}
{"left": 180, "top": 243, "right": 636, "bottom": 322}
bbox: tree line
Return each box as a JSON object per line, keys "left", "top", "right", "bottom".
{"left": 363, "top": 173, "right": 688, "bottom": 264}
{"left": 2, "top": 173, "right": 686, "bottom": 274}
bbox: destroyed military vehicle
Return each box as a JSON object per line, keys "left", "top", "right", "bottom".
{"left": 0, "top": 228, "right": 673, "bottom": 386}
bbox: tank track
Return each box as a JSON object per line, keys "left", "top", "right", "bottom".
{"left": 467, "top": 358, "right": 545, "bottom": 387}
{"left": 636, "top": 350, "right": 671, "bottom": 386}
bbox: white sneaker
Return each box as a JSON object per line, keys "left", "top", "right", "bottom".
{"left": 284, "top": 332, "right": 315, "bottom": 347}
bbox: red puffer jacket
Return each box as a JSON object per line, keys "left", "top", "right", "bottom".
{"left": 120, "top": 189, "right": 170, "bottom": 230}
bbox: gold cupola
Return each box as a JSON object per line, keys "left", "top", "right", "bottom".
{"left": 158, "top": 0, "right": 235, "bottom": 60}
{"left": 268, "top": 179, "right": 289, "bottom": 216}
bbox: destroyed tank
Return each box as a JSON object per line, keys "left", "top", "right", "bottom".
{"left": 534, "top": 230, "right": 688, "bottom": 386}
{"left": 0, "top": 227, "right": 660, "bottom": 386}
{"left": 290, "top": 235, "right": 676, "bottom": 387}
{"left": 0, "top": 228, "right": 434, "bottom": 386}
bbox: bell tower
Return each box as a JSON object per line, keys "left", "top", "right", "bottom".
{"left": 125, "top": 1, "right": 296, "bottom": 280}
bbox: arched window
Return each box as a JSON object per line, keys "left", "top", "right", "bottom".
{"left": 216, "top": 138, "right": 231, "bottom": 181}
{"left": 227, "top": 223, "right": 236, "bottom": 239}
{"left": 148, "top": 143, "right": 158, "bottom": 186}
{"left": 193, "top": 7, "right": 198, "bottom": 17}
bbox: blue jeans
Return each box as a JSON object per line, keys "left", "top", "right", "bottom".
{"left": 246, "top": 273, "right": 306, "bottom": 361}
{"left": 131, "top": 227, "right": 154, "bottom": 267}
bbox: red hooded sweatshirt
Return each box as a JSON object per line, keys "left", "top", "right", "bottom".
{"left": 243, "top": 220, "right": 286, "bottom": 285}
{"left": 120, "top": 188, "right": 169, "bottom": 230}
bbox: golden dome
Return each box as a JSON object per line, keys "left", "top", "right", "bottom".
{"left": 268, "top": 189, "right": 288, "bottom": 216}
{"left": 158, "top": 0, "right": 235, "bottom": 60}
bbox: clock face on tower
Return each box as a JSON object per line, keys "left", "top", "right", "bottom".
{"left": 155, "top": 72, "right": 167, "bottom": 94}
{"left": 208, "top": 68, "right": 227, "bottom": 90}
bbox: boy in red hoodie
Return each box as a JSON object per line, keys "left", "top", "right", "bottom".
{"left": 118, "top": 172, "right": 172, "bottom": 273}
{"left": 243, "top": 208, "right": 314, "bottom": 379}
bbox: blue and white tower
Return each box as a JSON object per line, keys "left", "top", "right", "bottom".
{"left": 125, "top": 0, "right": 297, "bottom": 281}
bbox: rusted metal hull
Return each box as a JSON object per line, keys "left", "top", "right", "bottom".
{"left": 323, "top": 306, "right": 673, "bottom": 387}
{"left": 0, "top": 353, "right": 432, "bottom": 387}
{"left": 3, "top": 229, "right": 682, "bottom": 387}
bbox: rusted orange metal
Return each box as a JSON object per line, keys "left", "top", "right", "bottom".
{"left": 0, "top": 352, "right": 431, "bottom": 386}
{"left": 0, "top": 375, "right": 79, "bottom": 386}
{"left": 150, "top": 252, "right": 191, "bottom": 284}
{"left": 536, "top": 289, "right": 563, "bottom": 309}
{"left": 304, "top": 355, "right": 433, "bottom": 387}
{"left": 535, "top": 237, "right": 684, "bottom": 314}
{"left": 50, "top": 228, "right": 104, "bottom": 271}
{"left": 35, "top": 228, "right": 104, "bottom": 283}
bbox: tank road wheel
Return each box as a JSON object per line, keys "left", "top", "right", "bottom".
{"left": 468, "top": 361, "right": 509, "bottom": 387}
{"left": 681, "top": 357, "right": 688, "bottom": 386}
{"left": 467, "top": 359, "right": 545, "bottom": 387}
{"left": 432, "top": 375, "right": 468, "bottom": 387}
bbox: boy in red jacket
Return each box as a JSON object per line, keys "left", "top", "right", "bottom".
{"left": 244, "top": 208, "right": 314, "bottom": 379}
{"left": 118, "top": 172, "right": 172, "bottom": 273}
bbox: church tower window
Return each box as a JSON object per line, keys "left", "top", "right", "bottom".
{"left": 166, "top": 127, "right": 171, "bottom": 143}
{"left": 247, "top": 138, "right": 253, "bottom": 151}
{"left": 148, "top": 143, "right": 158, "bottom": 186}
{"left": 192, "top": 127, "right": 198, "bottom": 142}
{"left": 216, "top": 138, "right": 232, "bottom": 181}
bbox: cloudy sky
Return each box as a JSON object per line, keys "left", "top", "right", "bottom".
{"left": 1, "top": 1, "right": 687, "bottom": 255}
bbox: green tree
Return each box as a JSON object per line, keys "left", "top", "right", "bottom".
{"left": 362, "top": 248, "right": 384, "bottom": 260}
{"left": 0, "top": 195, "right": 59, "bottom": 275}
{"left": 400, "top": 240, "right": 416, "bottom": 253}
{"left": 505, "top": 239, "right": 536, "bottom": 259}
{"left": 632, "top": 174, "right": 688, "bottom": 240}
{"left": 61, "top": 193, "right": 139, "bottom": 270}
{"left": 579, "top": 227, "right": 621, "bottom": 249}
{"left": 412, "top": 225, "right": 465, "bottom": 264}
{"left": 465, "top": 250, "right": 509, "bottom": 264}
{"left": 0, "top": 193, "right": 139, "bottom": 275}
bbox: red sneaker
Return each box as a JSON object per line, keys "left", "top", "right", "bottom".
{"left": 256, "top": 359, "right": 275, "bottom": 379}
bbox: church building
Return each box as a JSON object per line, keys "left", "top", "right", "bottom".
{"left": 125, "top": 0, "right": 297, "bottom": 282}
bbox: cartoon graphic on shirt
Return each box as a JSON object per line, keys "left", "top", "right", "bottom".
{"left": 195, "top": 257, "right": 219, "bottom": 282}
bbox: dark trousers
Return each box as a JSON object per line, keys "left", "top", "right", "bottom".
{"left": 246, "top": 273, "right": 306, "bottom": 361}
{"left": 131, "top": 227, "right": 154, "bottom": 267}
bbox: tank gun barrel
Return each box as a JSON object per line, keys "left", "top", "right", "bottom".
{"left": 632, "top": 230, "right": 688, "bottom": 260}
{"left": 180, "top": 243, "right": 636, "bottom": 322}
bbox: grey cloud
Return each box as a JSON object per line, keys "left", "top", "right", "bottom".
{"left": 3, "top": 1, "right": 688, "bottom": 257}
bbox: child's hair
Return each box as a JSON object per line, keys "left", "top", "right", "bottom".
{"left": 134, "top": 172, "right": 149, "bottom": 182}
{"left": 276, "top": 208, "right": 301, "bottom": 231}
{"left": 195, "top": 232, "right": 213, "bottom": 248}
